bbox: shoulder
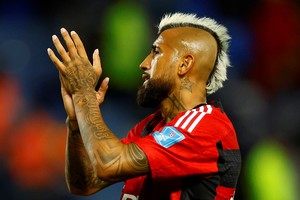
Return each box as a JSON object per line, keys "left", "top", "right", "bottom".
{"left": 170, "top": 105, "right": 234, "bottom": 136}
{"left": 123, "top": 109, "right": 162, "bottom": 141}
{"left": 171, "top": 105, "right": 218, "bottom": 131}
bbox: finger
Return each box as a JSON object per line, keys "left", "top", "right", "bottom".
{"left": 47, "top": 48, "right": 67, "bottom": 74}
{"left": 60, "top": 28, "right": 78, "bottom": 58}
{"left": 98, "top": 77, "right": 109, "bottom": 93}
{"left": 51, "top": 34, "right": 71, "bottom": 63}
{"left": 96, "top": 77, "right": 109, "bottom": 102}
{"left": 70, "top": 31, "right": 88, "bottom": 58}
{"left": 93, "top": 49, "right": 102, "bottom": 76}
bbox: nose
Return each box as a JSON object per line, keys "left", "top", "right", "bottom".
{"left": 139, "top": 54, "right": 151, "bottom": 70}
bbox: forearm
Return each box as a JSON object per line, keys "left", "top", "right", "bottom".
{"left": 72, "top": 90, "right": 122, "bottom": 179}
{"left": 65, "top": 118, "right": 111, "bottom": 195}
{"left": 72, "top": 90, "right": 149, "bottom": 181}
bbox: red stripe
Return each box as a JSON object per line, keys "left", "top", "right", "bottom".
{"left": 214, "top": 186, "right": 235, "bottom": 200}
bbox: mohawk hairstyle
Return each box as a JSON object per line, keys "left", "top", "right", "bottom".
{"left": 157, "top": 12, "right": 231, "bottom": 95}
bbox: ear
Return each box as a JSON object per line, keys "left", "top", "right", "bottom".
{"left": 178, "top": 55, "right": 194, "bottom": 75}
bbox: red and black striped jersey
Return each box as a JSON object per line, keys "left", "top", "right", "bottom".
{"left": 120, "top": 104, "right": 241, "bottom": 200}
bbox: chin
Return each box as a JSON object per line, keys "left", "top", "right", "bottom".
{"left": 136, "top": 77, "right": 173, "bottom": 108}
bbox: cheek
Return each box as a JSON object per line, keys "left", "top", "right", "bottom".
{"left": 150, "top": 57, "right": 159, "bottom": 77}
{"left": 150, "top": 55, "right": 176, "bottom": 79}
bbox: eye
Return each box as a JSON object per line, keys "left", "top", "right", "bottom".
{"left": 153, "top": 49, "right": 159, "bottom": 55}
{"left": 151, "top": 45, "right": 160, "bottom": 56}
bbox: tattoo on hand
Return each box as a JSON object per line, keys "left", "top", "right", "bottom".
{"left": 64, "top": 58, "right": 98, "bottom": 94}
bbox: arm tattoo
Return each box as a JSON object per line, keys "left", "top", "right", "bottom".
{"left": 75, "top": 94, "right": 111, "bottom": 140}
{"left": 126, "top": 143, "right": 149, "bottom": 172}
{"left": 66, "top": 129, "right": 105, "bottom": 190}
{"left": 63, "top": 57, "right": 148, "bottom": 188}
{"left": 73, "top": 91, "right": 149, "bottom": 180}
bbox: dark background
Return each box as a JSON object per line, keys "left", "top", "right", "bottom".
{"left": 0, "top": 0, "right": 300, "bottom": 199}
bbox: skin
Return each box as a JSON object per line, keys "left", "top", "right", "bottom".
{"left": 47, "top": 26, "right": 218, "bottom": 195}
{"left": 141, "top": 27, "right": 218, "bottom": 121}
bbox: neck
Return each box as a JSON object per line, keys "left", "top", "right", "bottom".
{"left": 160, "top": 92, "right": 207, "bottom": 122}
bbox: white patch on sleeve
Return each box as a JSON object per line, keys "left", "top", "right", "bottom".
{"left": 153, "top": 126, "right": 185, "bottom": 148}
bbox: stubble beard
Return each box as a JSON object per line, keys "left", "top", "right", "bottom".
{"left": 136, "top": 77, "right": 174, "bottom": 108}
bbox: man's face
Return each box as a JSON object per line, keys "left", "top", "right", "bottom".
{"left": 136, "top": 74, "right": 174, "bottom": 108}
{"left": 137, "top": 31, "right": 179, "bottom": 108}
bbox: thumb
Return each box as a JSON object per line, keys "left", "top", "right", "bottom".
{"left": 96, "top": 77, "right": 109, "bottom": 103}
{"left": 99, "top": 77, "right": 109, "bottom": 91}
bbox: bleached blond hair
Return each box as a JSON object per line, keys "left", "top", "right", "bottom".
{"left": 157, "top": 12, "right": 231, "bottom": 95}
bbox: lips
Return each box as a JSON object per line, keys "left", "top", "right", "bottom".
{"left": 142, "top": 73, "right": 150, "bottom": 81}
{"left": 142, "top": 73, "right": 150, "bottom": 85}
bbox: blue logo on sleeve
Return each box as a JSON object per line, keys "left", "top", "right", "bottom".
{"left": 153, "top": 126, "right": 185, "bottom": 148}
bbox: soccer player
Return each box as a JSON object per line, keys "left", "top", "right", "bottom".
{"left": 48, "top": 12, "right": 241, "bottom": 200}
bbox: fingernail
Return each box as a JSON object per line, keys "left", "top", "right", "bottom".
{"left": 70, "top": 31, "right": 76, "bottom": 35}
{"left": 60, "top": 28, "right": 67, "bottom": 33}
{"left": 52, "top": 35, "right": 57, "bottom": 41}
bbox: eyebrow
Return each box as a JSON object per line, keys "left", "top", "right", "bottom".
{"left": 151, "top": 45, "right": 161, "bottom": 51}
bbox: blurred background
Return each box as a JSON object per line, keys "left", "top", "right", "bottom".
{"left": 0, "top": 0, "right": 300, "bottom": 199}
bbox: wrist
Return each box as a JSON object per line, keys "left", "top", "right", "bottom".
{"left": 66, "top": 117, "right": 79, "bottom": 131}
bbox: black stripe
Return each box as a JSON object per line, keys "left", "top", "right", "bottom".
{"left": 216, "top": 141, "right": 242, "bottom": 188}
{"left": 180, "top": 174, "right": 220, "bottom": 200}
